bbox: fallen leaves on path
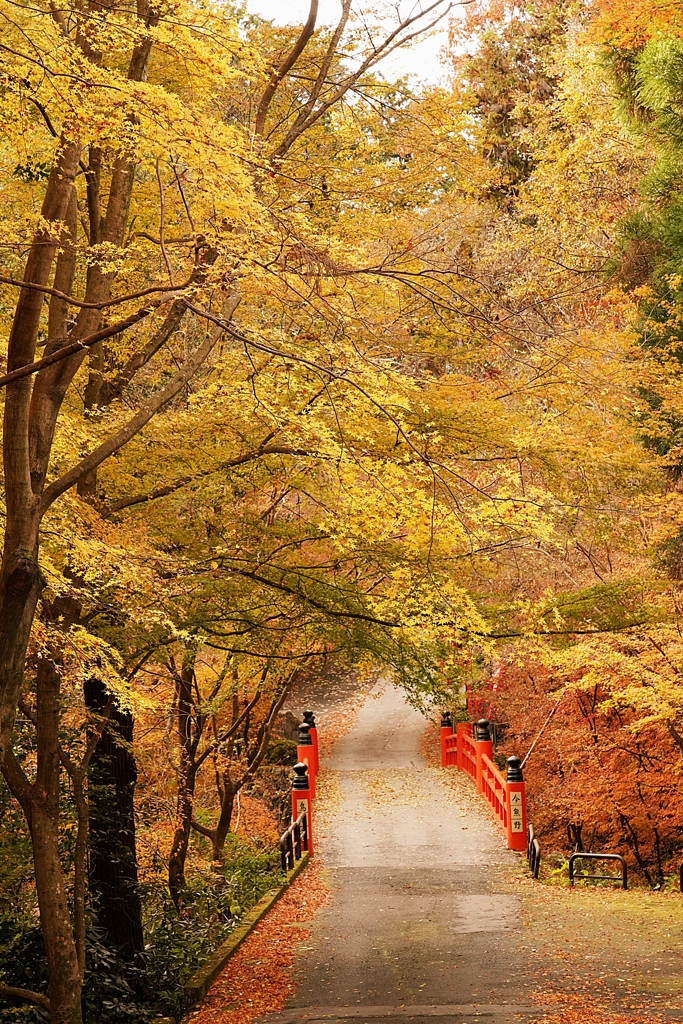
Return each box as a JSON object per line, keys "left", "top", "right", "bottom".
{"left": 316, "top": 689, "right": 368, "bottom": 760}
{"left": 532, "top": 993, "right": 666, "bottom": 1023}
{"left": 188, "top": 859, "right": 330, "bottom": 1024}
{"left": 419, "top": 718, "right": 441, "bottom": 768}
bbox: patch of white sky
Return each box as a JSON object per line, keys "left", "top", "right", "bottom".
{"left": 244, "top": 1, "right": 466, "bottom": 88}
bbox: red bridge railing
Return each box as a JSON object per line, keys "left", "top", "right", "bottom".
{"left": 481, "top": 753, "right": 507, "bottom": 831}
{"left": 439, "top": 713, "right": 526, "bottom": 852}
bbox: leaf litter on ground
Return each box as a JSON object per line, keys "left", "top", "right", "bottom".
{"left": 188, "top": 859, "right": 330, "bottom": 1024}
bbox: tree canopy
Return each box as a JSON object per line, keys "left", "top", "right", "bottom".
{"left": 2, "top": 0, "right": 683, "bottom": 1018}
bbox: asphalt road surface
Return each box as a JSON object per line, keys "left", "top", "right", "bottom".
{"left": 260, "top": 683, "right": 536, "bottom": 1024}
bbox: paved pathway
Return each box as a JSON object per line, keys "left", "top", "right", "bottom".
{"left": 261, "top": 684, "right": 536, "bottom": 1024}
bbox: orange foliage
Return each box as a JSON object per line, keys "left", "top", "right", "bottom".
{"left": 232, "top": 795, "right": 280, "bottom": 847}
{"left": 587, "top": 0, "right": 683, "bottom": 49}
{"left": 132, "top": 661, "right": 282, "bottom": 883}
{"left": 486, "top": 662, "right": 683, "bottom": 886}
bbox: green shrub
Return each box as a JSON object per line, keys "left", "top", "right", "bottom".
{"left": 142, "top": 840, "right": 282, "bottom": 1019}
{"left": 262, "top": 738, "right": 297, "bottom": 766}
{"left": 0, "top": 919, "right": 149, "bottom": 1023}
{"left": 0, "top": 839, "right": 282, "bottom": 1022}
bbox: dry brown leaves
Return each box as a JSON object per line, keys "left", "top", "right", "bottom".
{"left": 532, "top": 993, "right": 666, "bottom": 1024}
{"left": 316, "top": 689, "right": 368, "bottom": 759}
{"left": 233, "top": 795, "right": 280, "bottom": 846}
{"left": 188, "top": 859, "right": 330, "bottom": 1024}
{"left": 418, "top": 717, "right": 441, "bottom": 768}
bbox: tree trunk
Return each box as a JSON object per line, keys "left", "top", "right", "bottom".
{"left": 85, "top": 676, "right": 144, "bottom": 959}
{"left": 0, "top": 137, "right": 81, "bottom": 765}
{"left": 2, "top": 658, "right": 84, "bottom": 1024}
{"left": 209, "top": 680, "right": 293, "bottom": 865}
{"left": 211, "top": 774, "right": 238, "bottom": 865}
{"left": 168, "top": 658, "right": 198, "bottom": 909}
{"left": 168, "top": 761, "right": 197, "bottom": 908}
{"left": 566, "top": 822, "right": 583, "bottom": 851}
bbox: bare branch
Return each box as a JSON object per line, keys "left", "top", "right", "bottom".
{"left": 0, "top": 296, "right": 179, "bottom": 391}
{"left": 104, "top": 445, "right": 311, "bottom": 515}
{"left": 193, "top": 688, "right": 263, "bottom": 772}
{"left": 100, "top": 297, "right": 189, "bottom": 404}
{"left": 270, "top": 1, "right": 459, "bottom": 161}
{"left": 39, "top": 290, "right": 240, "bottom": 512}
{"left": 101, "top": 254, "right": 220, "bottom": 403}
{"left": 0, "top": 984, "right": 50, "bottom": 1012}
{"left": 255, "top": 0, "right": 319, "bottom": 138}
{"left": 243, "top": 674, "right": 294, "bottom": 782}
{"left": 0, "top": 272, "right": 194, "bottom": 310}
{"left": 190, "top": 817, "right": 215, "bottom": 839}
{"left": 155, "top": 156, "right": 175, "bottom": 286}
{"left": 269, "top": 0, "right": 351, "bottom": 155}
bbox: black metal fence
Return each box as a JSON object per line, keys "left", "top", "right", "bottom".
{"left": 568, "top": 852, "right": 628, "bottom": 890}
{"left": 526, "top": 823, "right": 541, "bottom": 879}
{"left": 279, "top": 808, "right": 308, "bottom": 871}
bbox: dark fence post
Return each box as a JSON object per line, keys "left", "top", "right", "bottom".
{"left": 303, "top": 710, "right": 319, "bottom": 775}
{"left": 297, "top": 722, "right": 316, "bottom": 799}
{"left": 473, "top": 718, "right": 493, "bottom": 794}
{"left": 440, "top": 710, "right": 453, "bottom": 767}
{"left": 292, "top": 761, "right": 314, "bottom": 855}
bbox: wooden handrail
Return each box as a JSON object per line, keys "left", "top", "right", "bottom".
{"left": 481, "top": 753, "right": 506, "bottom": 789}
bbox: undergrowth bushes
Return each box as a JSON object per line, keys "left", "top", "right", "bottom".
{"left": 0, "top": 838, "right": 282, "bottom": 1022}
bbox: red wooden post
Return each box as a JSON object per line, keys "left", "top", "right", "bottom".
{"left": 297, "top": 722, "right": 316, "bottom": 799}
{"left": 292, "top": 762, "right": 313, "bottom": 855}
{"left": 303, "top": 710, "right": 319, "bottom": 774}
{"left": 440, "top": 711, "right": 453, "bottom": 767}
{"left": 474, "top": 719, "right": 493, "bottom": 794}
{"left": 505, "top": 755, "right": 527, "bottom": 852}
{"left": 456, "top": 722, "right": 469, "bottom": 770}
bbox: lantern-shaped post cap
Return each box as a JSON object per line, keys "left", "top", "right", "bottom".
{"left": 292, "top": 762, "right": 310, "bottom": 789}
{"left": 506, "top": 755, "right": 523, "bottom": 782}
{"left": 475, "top": 718, "right": 491, "bottom": 742}
{"left": 297, "top": 722, "right": 313, "bottom": 745}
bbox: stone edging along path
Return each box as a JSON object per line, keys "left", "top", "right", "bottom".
{"left": 154, "top": 852, "right": 310, "bottom": 1021}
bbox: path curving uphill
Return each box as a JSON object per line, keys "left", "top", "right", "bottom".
{"left": 260, "top": 683, "right": 535, "bottom": 1024}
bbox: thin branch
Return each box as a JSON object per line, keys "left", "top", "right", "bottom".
{"left": 521, "top": 695, "right": 564, "bottom": 769}
{"left": 270, "top": 0, "right": 460, "bottom": 161}
{"left": 254, "top": 0, "right": 319, "bottom": 138}
{"left": 103, "top": 445, "right": 311, "bottom": 515}
{"left": 219, "top": 562, "right": 398, "bottom": 627}
{"left": 193, "top": 688, "right": 263, "bottom": 772}
{"left": 0, "top": 985, "right": 50, "bottom": 1011}
{"left": 155, "top": 156, "right": 175, "bottom": 286}
{"left": 0, "top": 272, "right": 193, "bottom": 310}
{"left": 0, "top": 296, "right": 178, "bottom": 391}
{"left": 27, "top": 95, "right": 57, "bottom": 137}
{"left": 171, "top": 162, "right": 197, "bottom": 235}
{"left": 268, "top": 0, "right": 350, "bottom": 154}
{"left": 39, "top": 290, "right": 240, "bottom": 511}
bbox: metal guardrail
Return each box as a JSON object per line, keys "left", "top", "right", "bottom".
{"left": 526, "top": 824, "right": 541, "bottom": 879}
{"left": 569, "top": 852, "right": 628, "bottom": 890}
{"left": 279, "top": 808, "right": 308, "bottom": 871}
